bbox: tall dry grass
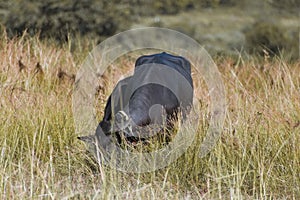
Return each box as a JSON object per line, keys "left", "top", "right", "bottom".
{"left": 0, "top": 32, "right": 299, "bottom": 199}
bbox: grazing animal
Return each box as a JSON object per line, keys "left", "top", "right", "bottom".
{"left": 79, "top": 52, "right": 193, "bottom": 150}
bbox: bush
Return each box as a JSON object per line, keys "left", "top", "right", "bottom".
{"left": 269, "top": 0, "right": 299, "bottom": 10}
{"left": 1, "top": 0, "right": 132, "bottom": 41}
{"left": 245, "top": 21, "right": 293, "bottom": 57}
{"left": 152, "top": 0, "right": 196, "bottom": 15}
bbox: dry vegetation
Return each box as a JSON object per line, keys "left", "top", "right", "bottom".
{"left": 0, "top": 32, "right": 299, "bottom": 199}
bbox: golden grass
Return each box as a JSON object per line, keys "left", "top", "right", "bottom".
{"left": 0, "top": 32, "right": 299, "bottom": 199}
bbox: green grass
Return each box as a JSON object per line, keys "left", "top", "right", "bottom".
{"left": 0, "top": 33, "right": 299, "bottom": 199}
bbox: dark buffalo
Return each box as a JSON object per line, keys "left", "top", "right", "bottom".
{"left": 79, "top": 52, "right": 193, "bottom": 147}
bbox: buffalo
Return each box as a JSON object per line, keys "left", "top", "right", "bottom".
{"left": 79, "top": 52, "right": 193, "bottom": 150}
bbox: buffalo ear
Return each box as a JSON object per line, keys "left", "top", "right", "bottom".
{"left": 77, "top": 135, "right": 95, "bottom": 145}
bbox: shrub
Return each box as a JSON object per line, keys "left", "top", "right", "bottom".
{"left": 2, "top": 0, "right": 132, "bottom": 41}
{"left": 245, "top": 21, "right": 293, "bottom": 57}
{"left": 269, "top": 0, "right": 299, "bottom": 10}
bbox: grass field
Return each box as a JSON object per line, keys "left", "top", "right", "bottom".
{"left": 0, "top": 32, "right": 299, "bottom": 199}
